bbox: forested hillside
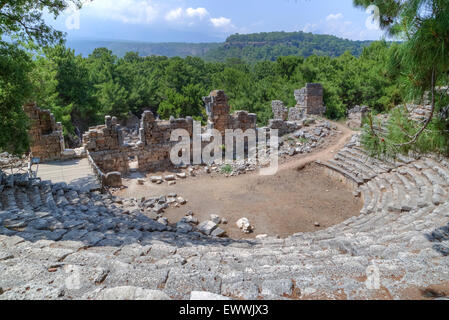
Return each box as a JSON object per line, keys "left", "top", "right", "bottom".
{"left": 30, "top": 41, "right": 402, "bottom": 144}
{"left": 67, "top": 31, "right": 373, "bottom": 62}
{"left": 203, "top": 31, "right": 373, "bottom": 62}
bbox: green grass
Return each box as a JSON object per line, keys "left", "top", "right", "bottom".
{"left": 220, "top": 164, "right": 233, "bottom": 174}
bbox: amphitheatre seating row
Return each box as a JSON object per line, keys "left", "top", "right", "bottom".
{"left": 0, "top": 135, "right": 448, "bottom": 299}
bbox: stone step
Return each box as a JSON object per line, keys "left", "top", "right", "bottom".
{"left": 359, "top": 184, "right": 372, "bottom": 215}
{"left": 388, "top": 173, "right": 414, "bottom": 212}
{"left": 394, "top": 172, "right": 419, "bottom": 210}
{"left": 337, "top": 150, "right": 382, "bottom": 176}
{"left": 351, "top": 146, "right": 399, "bottom": 170}
{"left": 398, "top": 167, "right": 433, "bottom": 208}
{"left": 424, "top": 158, "right": 449, "bottom": 183}
{"left": 328, "top": 159, "right": 371, "bottom": 183}
{"left": 317, "top": 160, "right": 364, "bottom": 185}
{"left": 27, "top": 186, "right": 43, "bottom": 209}
{"left": 363, "top": 180, "right": 381, "bottom": 214}
{"left": 3, "top": 188, "right": 18, "bottom": 210}
{"left": 14, "top": 189, "right": 33, "bottom": 211}
{"left": 421, "top": 167, "right": 448, "bottom": 188}
{"left": 334, "top": 153, "right": 377, "bottom": 181}
{"left": 340, "top": 148, "right": 388, "bottom": 174}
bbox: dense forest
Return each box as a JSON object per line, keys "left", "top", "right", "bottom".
{"left": 1, "top": 0, "right": 448, "bottom": 159}
{"left": 30, "top": 40, "right": 402, "bottom": 145}
{"left": 203, "top": 31, "right": 374, "bottom": 62}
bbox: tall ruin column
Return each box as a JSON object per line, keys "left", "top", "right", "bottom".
{"left": 294, "top": 83, "right": 325, "bottom": 115}
{"left": 203, "top": 90, "right": 230, "bottom": 135}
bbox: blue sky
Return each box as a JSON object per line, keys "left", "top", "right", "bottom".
{"left": 47, "top": 0, "right": 385, "bottom": 42}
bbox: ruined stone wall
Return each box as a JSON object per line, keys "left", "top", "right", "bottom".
{"left": 272, "top": 100, "right": 288, "bottom": 121}
{"left": 204, "top": 90, "right": 231, "bottom": 134}
{"left": 288, "top": 107, "right": 305, "bottom": 122}
{"left": 137, "top": 111, "right": 194, "bottom": 171}
{"left": 84, "top": 90, "right": 257, "bottom": 176}
{"left": 294, "top": 83, "right": 325, "bottom": 115}
{"left": 139, "top": 111, "right": 193, "bottom": 146}
{"left": 204, "top": 90, "right": 257, "bottom": 134}
{"left": 229, "top": 111, "right": 257, "bottom": 132}
{"left": 83, "top": 116, "right": 129, "bottom": 174}
{"left": 347, "top": 105, "right": 369, "bottom": 129}
{"left": 23, "top": 103, "right": 65, "bottom": 161}
{"left": 268, "top": 120, "right": 302, "bottom": 136}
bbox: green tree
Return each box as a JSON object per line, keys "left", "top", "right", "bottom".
{"left": 354, "top": 0, "right": 449, "bottom": 157}
{"left": 0, "top": 43, "right": 32, "bottom": 155}
{"left": 0, "top": 0, "right": 82, "bottom": 155}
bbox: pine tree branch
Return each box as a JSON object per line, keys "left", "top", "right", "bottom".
{"left": 393, "top": 68, "right": 436, "bottom": 148}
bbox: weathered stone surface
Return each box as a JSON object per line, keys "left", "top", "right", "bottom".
{"left": 210, "top": 214, "right": 221, "bottom": 225}
{"left": 84, "top": 287, "right": 171, "bottom": 300}
{"left": 294, "top": 83, "right": 325, "bottom": 115}
{"left": 1, "top": 132, "right": 449, "bottom": 301}
{"left": 347, "top": 105, "right": 369, "bottom": 129}
{"left": 211, "top": 228, "right": 226, "bottom": 238}
{"left": 23, "top": 103, "right": 65, "bottom": 161}
{"left": 104, "top": 172, "right": 122, "bottom": 187}
{"left": 198, "top": 221, "right": 218, "bottom": 235}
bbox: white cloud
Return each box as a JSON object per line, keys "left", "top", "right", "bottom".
{"left": 165, "top": 7, "right": 209, "bottom": 23}
{"left": 186, "top": 7, "right": 208, "bottom": 20}
{"left": 210, "top": 17, "right": 232, "bottom": 28}
{"left": 165, "top": 7, "right": 183, "bottom": 21}
{"left": 82, "top": 0, "right": 159, "bottom": 24}
{"left": 302, "top": 15, "right": 384, "bottom": 41}
{"left": 303, "top": 23, "right": 318, "bottom": 33}
{"left": 326, "top": 13, "right": 343, "bottom": 21}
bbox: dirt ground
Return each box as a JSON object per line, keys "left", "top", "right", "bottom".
{"left": 114, "top": 121, "right": 363, "bottom": 239}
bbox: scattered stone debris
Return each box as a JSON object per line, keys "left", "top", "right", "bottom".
{"left": 236, "top": 218, "right": 254, "bottom": 234}
{"left": 210, "top": 214, "right": 221, "bottom": 225}
{"left": 198, "top": 220, "right": 218, "bottom": 236}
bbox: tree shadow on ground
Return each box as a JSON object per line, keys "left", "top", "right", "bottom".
{"left": 425, "top": 223, "right": 449, "bottom": 256}
{"left": 0, "top": 186, "right": 258, "bottom": 250}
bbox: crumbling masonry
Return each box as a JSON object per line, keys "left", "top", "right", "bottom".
{"left": 294, "top": 83, "right": 325, "bottom": 115}
{"left": 204, "top": 90, "right": 257, "bottom": 134}
{"left": 25, "top": 86, "right": 321, "bottom": 186}
{"left": 269, "top": 83, "right": 325, "bottom": 135}
{"left": 81, "top": 90, "right": 257, "bottom": 185}
{"left": 23, "top": 103, "right": 65, "bottom": 161}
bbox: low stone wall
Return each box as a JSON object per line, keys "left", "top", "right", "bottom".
{"left": 229, "top": 110, "right": 257, "bottom": 131}
{"left": 268, "top": 120, "right": 302, "bottom": 137}
{"left": 140, "top": 111, "right": 193, "bottom": 146}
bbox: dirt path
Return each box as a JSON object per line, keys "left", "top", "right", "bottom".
{"left": 276, "top": 121, "right": 355, "bottom": 172}
{"left": 116, "top": 121, "right": 361, "bottom": 239}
